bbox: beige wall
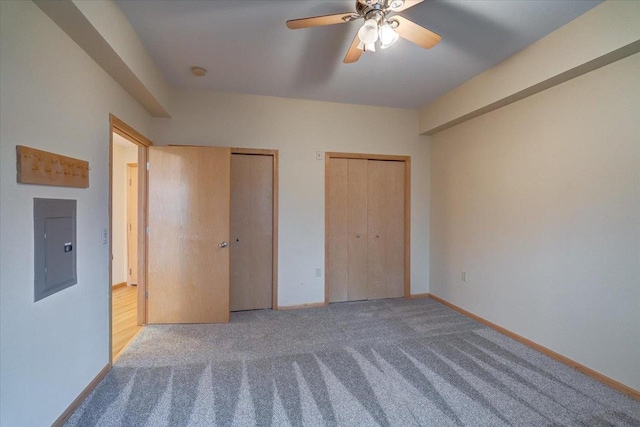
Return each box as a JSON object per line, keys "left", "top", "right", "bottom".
{"left": 152, "top": 91, "right": 431, "bottom": 306}
{"left": 419, "top": 1, "right": 640, "bottom": 135}
{"left": 111, "top": 140, "right": 138, "bottom": 286}
{"left": 429, "top": 53, "right": 640, "bottom": 390}
{"left": 0, "top": 1, "right": 152, "bottom": 425}
{"left": 33, "top": 0, "right": 172, "bottom": 117}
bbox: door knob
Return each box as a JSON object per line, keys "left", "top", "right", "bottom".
{"left": 219, "top": 241, "right": 228, "bottom": 248}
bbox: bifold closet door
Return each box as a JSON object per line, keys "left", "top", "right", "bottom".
{"left": 327, "top": 158, "right": 368, "bottom": 302}
{"left": 328, "top": 158, "right": 349, "bottom": 302}
{"left": 230, "top": 154, "right": 273, "bottom": 311}
{"left": 367, "top": 160, "right": 405, "bottom": 299}
{"left": 328, "top": 158, "right": 368, "bottom": 302}
{"left": 347, "top": 159, "right": 368, "bottom": 301}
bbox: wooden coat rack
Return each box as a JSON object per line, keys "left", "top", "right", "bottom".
{"left": 16, "top": 145, "right": 89, "bottom": 188}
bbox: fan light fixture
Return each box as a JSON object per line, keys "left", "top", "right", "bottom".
{"left": 379, "top": 21, "right": 399, "bottom": 49}
{"left": 357, "top": 18, "right": 399, "bottom": 52}
{"left": 357, "top": 18, "right": 379, "bottom": 52}
{"left": 286, "top": 0, "right": 443, "bottom": 64}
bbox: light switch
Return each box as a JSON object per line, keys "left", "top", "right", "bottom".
{"left": 315, "top": 151, "right": 323, "bottom": 161}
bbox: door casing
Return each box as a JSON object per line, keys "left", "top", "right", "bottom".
{"left": 108, "top": 114, "right": 152, "bottom": 364}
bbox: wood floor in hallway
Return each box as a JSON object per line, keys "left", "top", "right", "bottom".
{"left": 112, "top": 285, "right": 142, "bottom": 361}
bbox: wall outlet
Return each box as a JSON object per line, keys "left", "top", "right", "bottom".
{"left": 101, "top": 228, "right": 108, "bottom": 245}
{"left": 315, "top": 151, "right": 323, "bottom": 160}
{"left": 461, "top": 271, "right": 467, "bottom": 282}
{"left": 315, "top": 268, "right": 322, "bottom": 278}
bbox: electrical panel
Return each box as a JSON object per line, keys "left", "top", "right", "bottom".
{"left": 34, "top": 198, "right": 77, "bottom": 301}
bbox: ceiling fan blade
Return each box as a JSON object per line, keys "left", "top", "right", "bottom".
{"left": 344, "top": 33, "right": 364, "bottom": 63}
{"left": 286, "top": 12, "right": 357, "bottom": 29}
{"left": 392, "top": 0, "right": 424, "bottom": 12}
{"left": 392, "top": 15, "right": 441, "bottom": 49}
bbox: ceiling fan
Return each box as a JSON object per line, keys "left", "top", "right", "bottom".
{"left": 286, "top": 0, "right": 441, "bottom": 64}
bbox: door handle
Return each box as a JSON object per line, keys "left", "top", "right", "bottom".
{"left": 218, "top": 241, "right": 228, "bottom": 248}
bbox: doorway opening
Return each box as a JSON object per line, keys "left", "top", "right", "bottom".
{"left": 109, "top": 114, "right": 152, "bottom": 361}
{"left": 111, "top": 133, "right": 140, "bottom": 359}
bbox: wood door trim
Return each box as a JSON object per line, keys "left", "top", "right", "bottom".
{"left": 325, "top": 152, "right": 411, "bottom": 304}
{"left": 325, "top": 152, "right": 410, "bottom": 162}
{"left": 231, "top": 148, "right": 279, "bottom": 310}
{"left": 232, "top": 147, "right": 277, "bottom": 156}
{"left": 404, "top": 158, "right": 411, "bottom": 298}
{"left": 110, "top": 114, "right": 153, "bottom": 147}
{"left": 109, "top": 114, "right": 153, "bottom": 366}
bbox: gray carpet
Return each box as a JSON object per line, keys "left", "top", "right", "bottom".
{"left": 66, "top": 298, "right": 640, "bottom": 426}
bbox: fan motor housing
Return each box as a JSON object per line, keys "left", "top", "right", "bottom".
{"left": 356, "top": 0, "right": 386, "bottom": 16}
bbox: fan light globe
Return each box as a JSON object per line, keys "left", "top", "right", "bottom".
{"left": 357, "top": 18, "right": 379, "bottom": 50}
{"left": 379, "top": 22, "right": 399, "bottom": 49}
{"left": 388, "top": 0, "right": 405, "bottom": 11}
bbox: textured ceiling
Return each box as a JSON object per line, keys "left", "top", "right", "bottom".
{"left": 117, "top": 0, "right": 602, "bottom": 109}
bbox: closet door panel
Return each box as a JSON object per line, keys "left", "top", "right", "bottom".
{"left": 230, "top": 155, "right": 252, "bottom": 311}
{"left": 250, "top": 155, "right": 273, "bottom": 309}
{"left": 367, "top": 160, "right": 387, "bottom": 300}
{"left": 385, "top": 161, "right": 405, "bottom": 298}
{"left": 347, "top": 159, "right": 368, "bottom": 301}
{"left": 230, "top": 154, "right": 273, "bottom": 311}
{"left": 328, "top": 158, "right": 349, "bottom": 302}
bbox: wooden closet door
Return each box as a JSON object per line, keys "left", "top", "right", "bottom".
{"left": 328, "top": 158, "right": 368, "bottom": 302}
{"left": 367, "top": 160, "right": 404, "bottom": 300}
{"left": 230, "top": 155, "right": 251, "bottom": 310}
{"left": 385, "top": 161, "right": 405, "bottom": 298}
{"left": 327, "top": 158, "right": 349, "bottom": 302}
{"left": 347, "top": 159, "right": 368, "bottom": 301}
{"left": 148, "top": 146, "right": 230, "bottom": 324}
{"left": 230, "top": 154, "right": 273, "bottom": 311}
